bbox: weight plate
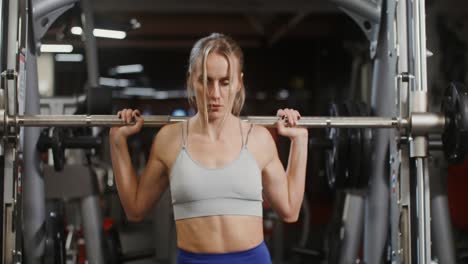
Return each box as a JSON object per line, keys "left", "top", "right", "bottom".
{"left": 325, "top": 103, "right": 349, "bottom": 190}
{"left": 357, "top": 102, "right": 372, "bottom": 189}
{"left": 344, "top": 101, "right": 362, "bottom": 189}
{"left": 442, "top": 82, "right": 468, "bottom": 163}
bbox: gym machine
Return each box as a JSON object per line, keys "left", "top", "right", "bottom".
{"left": 0, "top": 0, "right": 466, "bottom": 264}
{"left": 1, "top": 0, "right": 108, "bottom": 263}
{"left": 328, "top": 0, "right": 461, "bottom": 263}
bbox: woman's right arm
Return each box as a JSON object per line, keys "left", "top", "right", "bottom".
{"left": 109, "top": 109, "right": 170, "bottom": 221}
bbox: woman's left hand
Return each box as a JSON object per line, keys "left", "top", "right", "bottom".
{"left": 276, "top": 108, "right": 308, "bottom": 139}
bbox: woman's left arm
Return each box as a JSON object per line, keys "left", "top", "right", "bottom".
{"left": 260, "top": 109, "right": 308, "bottom": 223}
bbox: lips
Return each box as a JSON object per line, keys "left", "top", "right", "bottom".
{"left": 208, "top": 104, "right": 222, "bottom": 111}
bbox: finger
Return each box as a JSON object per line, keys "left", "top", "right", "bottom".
{"left": 289, "top": 109, "right": 299, "bottom": 126}
{"left": 295, "top": 110, "right": 301, "bottom": 119}
{"left": 276, "top": 118, "right": 286, "bottom": 133}
{"left": 121, "top": 109, "right": 128, "bottom": 123}
{"left": 128, "top": 109, "right": 136, "bottom": 124}
{"left": 119, "top": 109, "right": 126, "bottom": 122}
{"left": 276, "top": 109, "right": 286, "bottom": 118}
{"left": 132, "top": 110, "right": 141, "bottom": 124}
{"left": 134, "top": 115, "right": 144, "bottom": 130}
{"left": 285, "top": 110, "right": 294, "bottom": 126}
{"left": 119, "top": 109, "right": 128, "bottom": 118}
{"left": 291, "top": 110, "right": 300, "bottom": 126}
{"left": 125, "top": 109, "right": 133, "bottom": 124}
{"left": 293, "top": 110, "right": 300, "bottom": 120}
{"left": 279, "top": 109, "right": 288, "bottom": 125}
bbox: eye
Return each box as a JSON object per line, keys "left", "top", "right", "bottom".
{"left": 220, "top": 78, "right": 230, "bottom": 87}
{"left": 197, "top": 76, "right": 213, "bottom": 85}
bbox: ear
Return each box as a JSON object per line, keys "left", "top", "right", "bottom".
{"left": 237, "top": 72, "right": 244, "bottom": 92}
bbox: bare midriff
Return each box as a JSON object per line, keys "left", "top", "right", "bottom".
{"left": 175, "top": 215, "right": 264, "bottom": 253}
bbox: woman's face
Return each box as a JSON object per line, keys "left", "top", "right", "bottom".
{"left": 194, "top": 52, "right": 240, "bottom": 120}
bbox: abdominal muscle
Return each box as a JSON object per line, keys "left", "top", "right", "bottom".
{"left": 175, "top": 215, "right": 264, "bottom": 253}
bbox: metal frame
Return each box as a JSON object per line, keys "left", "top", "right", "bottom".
{"left": 330, "top": 0, "right": 382, "bottom": 58}
{"left": 330, "top": 0, "right": 456, "bottom": 263}
{"left": 3, "top": 0, "right": 24, "bottom": 262}
{"left": 0, "top": 0, "right": 460, "bottom": 263}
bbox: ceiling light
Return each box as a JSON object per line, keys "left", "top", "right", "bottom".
{"left": 99, "top": 77, "right": 131, "bottom": 87}
{"left": 71, "top": 26, "right": 126, "bottom": 39}
{"left": 41, "top": 44, "right": 73, "bottom": 53}
{"left": 55, "top": 53, "right": 83, "bottom": 62}
{"left": 93, "top": 29, "right": 126, "bottom": 39}
{"left": 113, "top": 64, "right": 144, "bottom": 74}
{"left": 71, "top": 26, "right": 82, "bottom": 35}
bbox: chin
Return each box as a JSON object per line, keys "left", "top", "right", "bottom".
{"left": 208, "top": 111, "right": 226, "bottom": 121}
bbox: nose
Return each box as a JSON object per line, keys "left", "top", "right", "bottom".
{"left": 209, "top": 82, "right": 221, "bottom": 99}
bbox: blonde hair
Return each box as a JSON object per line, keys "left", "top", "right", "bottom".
{"left": 186, "top": 33, "right": 245, "bottom": 127}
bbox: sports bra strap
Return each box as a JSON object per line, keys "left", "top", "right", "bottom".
{"left": 181, "top": 121, "right": 189, "bottom": 148}
{"left": 244, "top": 124, "right": 254, "bottom": 148}
{"left": 239, "top": 119, "right": 245, "bottom": 148}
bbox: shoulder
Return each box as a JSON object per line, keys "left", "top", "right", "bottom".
{"left": 153, "top": 122, "right": 183, "bottom": 151}
{"left": 156, "top": 122, "right": 181, "bottom": 140}
{"left": 250, "top": 125, "right": 274, "bottom": 143}
{"left": 247, "top": 124, "right": 277, "bottom": 151}
{"left": 150, "top": 122, "right": 184, "bottom": 165}
{"left": 246, "top": 124, "right": 278, "bottom": 169}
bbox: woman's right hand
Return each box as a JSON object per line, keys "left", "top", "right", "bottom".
{"left": 109, "top": 109, "right": 144, "bottom": 142}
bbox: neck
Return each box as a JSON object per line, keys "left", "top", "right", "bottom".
{"left": 193, "top": 113, "right": 235, "bottom": 141}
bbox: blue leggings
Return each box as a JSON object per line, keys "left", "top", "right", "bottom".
{"left": 177, "top": 241, "right": 272, "bottom": 264}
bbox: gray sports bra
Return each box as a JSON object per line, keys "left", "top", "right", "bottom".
{"left": 169, "top": 120, "right": 263, "bottom": 220}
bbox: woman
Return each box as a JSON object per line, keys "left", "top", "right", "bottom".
{"left": 109, "top": 33, "right": 308, "bottom": 264}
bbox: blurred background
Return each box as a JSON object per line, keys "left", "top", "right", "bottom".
{"left": 32, "top": 0, "right": 468, "bottom": 263}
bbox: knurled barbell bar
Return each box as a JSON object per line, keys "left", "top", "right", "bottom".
{"left": 0, "top": 110, "right": 443, "bottom": 131}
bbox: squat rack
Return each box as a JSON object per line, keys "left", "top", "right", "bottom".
{"left": 0, "top": 0, "right": 461, "bottom": 264}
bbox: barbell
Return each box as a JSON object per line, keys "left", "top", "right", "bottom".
{"left": 0, "top": 110, "right": 442, "bottom": 131}
{"left": 3, "top": 83, "right": 468, "bottom": 184}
